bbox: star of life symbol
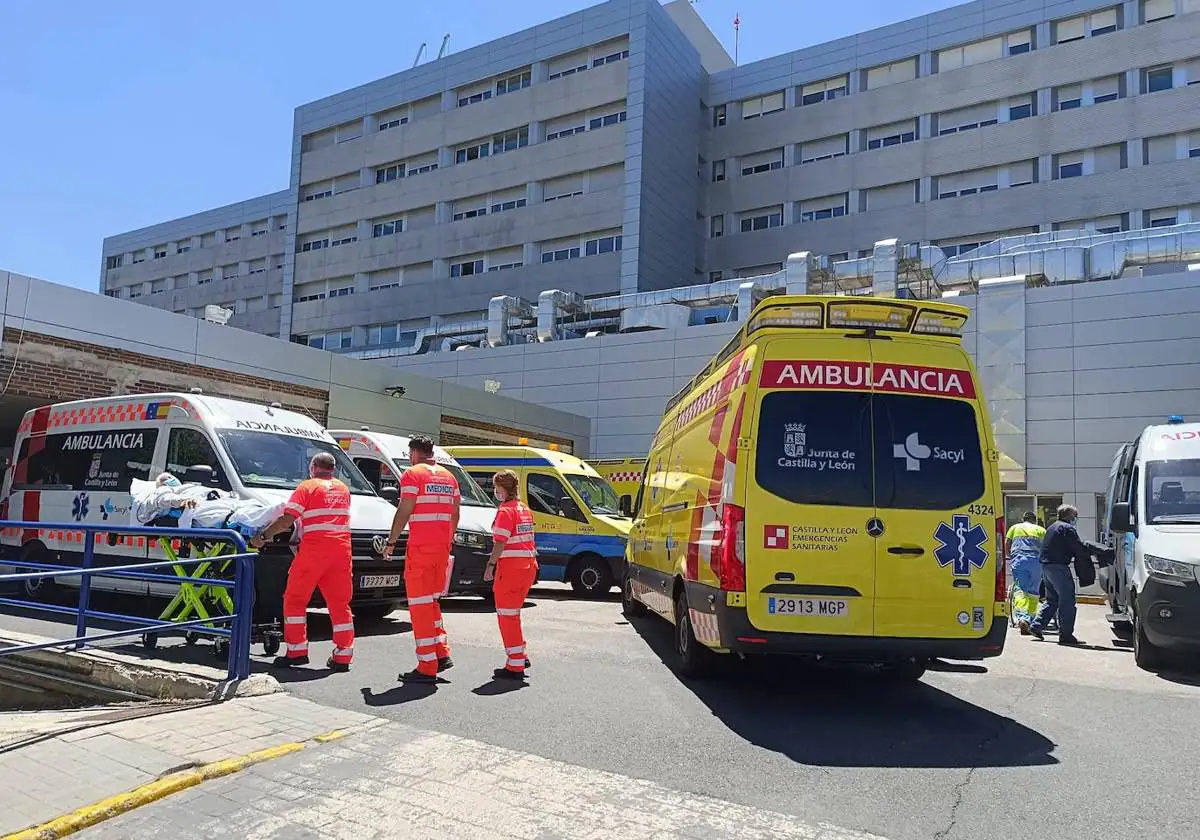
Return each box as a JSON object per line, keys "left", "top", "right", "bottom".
{"left": 933, "top": 514, "right": 989, "bottom": 577}
{"left": 783, "top": 423, "right": 807, "bottom": 457}
{"left": 894, "top": 432, "right": 932, "bottom": 471}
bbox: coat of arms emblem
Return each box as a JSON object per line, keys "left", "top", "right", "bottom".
{"left": 784, "top": 423, "right": 806, "bottom": 457}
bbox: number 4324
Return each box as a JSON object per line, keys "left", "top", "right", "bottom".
{"left": 967, "top": 503, "right": 994, "bottom": 516}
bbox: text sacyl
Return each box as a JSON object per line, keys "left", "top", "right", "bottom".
{"left": 62, "top": 433, "right": 145, "bottom": 451}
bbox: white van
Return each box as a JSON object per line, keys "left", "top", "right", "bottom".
{"left": 0, "top": 392, "right": 406, "bottom": 621}
{"left": 1102, "top": 416, "right": 1200, "bottom": 670}
{"left": 329, "top": 428, "right": 496, "bottom": 597}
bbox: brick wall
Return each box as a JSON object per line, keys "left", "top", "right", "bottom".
{"left": 0, "top": 328, "right": 329, "bottom": 423}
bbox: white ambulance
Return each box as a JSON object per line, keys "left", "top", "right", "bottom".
{"left": 1102, "top": 416, "right": 1200, "bottom": 670}
{"left": 0, "top": 392, "right": 405, "bottom": 621}
{"left": 329, "top": 428, "right": 497, "bottom": 597}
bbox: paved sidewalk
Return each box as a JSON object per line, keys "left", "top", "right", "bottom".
{"left": 0, "top": 694, "right": 380, "bottom": 836}
{"left": 78, "top": 720, "right": 888, "bottom": 840}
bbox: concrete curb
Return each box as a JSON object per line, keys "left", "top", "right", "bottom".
{"left": 1077, "top": 595, "right": 1107, "bottom": 606}
{"left": 0, "top": 631, "right": 280, "bottom": 703}
{"left": 2, "top": 729, "right": 347, "bottom": 840}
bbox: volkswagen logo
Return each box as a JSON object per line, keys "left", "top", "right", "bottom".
{"left": 371, "top": 535, "right": 389, "bottom": 555}
{"left": 866, "top": 518, "right": 885, "bottom": 538}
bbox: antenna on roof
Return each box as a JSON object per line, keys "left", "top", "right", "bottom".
{"left": 436, "top": 34, "right": 451, "bottom": 60}
{"left": 412, "top": 42, "right": 427, "bottom": 68}
{"left": 733, "top": 12, "right": 741, "bottom": 66}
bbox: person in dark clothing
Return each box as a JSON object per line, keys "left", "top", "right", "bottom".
{"left": 1029, "top": 504, "right": 1105, "bottom": 645}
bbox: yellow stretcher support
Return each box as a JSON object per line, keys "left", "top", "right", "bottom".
{"left": 155, "top": 537, "right": 236, "bottom": 627}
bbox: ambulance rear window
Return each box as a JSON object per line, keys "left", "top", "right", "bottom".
{"left": 13, "top": 429, "right": 158, "bottom": 492}
{"left": 873, "top": 394, "right": 985, "bottom": 511}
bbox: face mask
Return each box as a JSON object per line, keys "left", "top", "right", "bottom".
{"left": 493, "top": 490, "right": 506, "bottom": 502}
{"left": 164, "top": 477, "right": 181, "bottom": 488}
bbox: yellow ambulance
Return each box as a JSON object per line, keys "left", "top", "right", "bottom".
{"left": 446, "top": 446, "right": 631, "bottom": 596}
{"left": 586, "top": 458, "right": 647, "bottom": 515}
{"left": 622, "top": 295, "right": 1007, "bottom": 679}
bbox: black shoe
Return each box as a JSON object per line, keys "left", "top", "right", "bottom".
{"left": 272, "top": 655, "right": 309, "bottom": 668}
{"left": 1058, "top": 635, "right": 1085, "bottom": 646}
{"left": 326, "top": 658, "right": 350, "bottom": 673}
{"left": 1029, "top": 625, "right": 1044, "bottom": 640}
{"left": 493, "top": 667, "right": 527, "bottom": 681}
{"left": 437, "top": 656, "right": 454, "bottom": 673}
{"left": 398, "top": 668, "right": 438, "bottom": 684}
{"left": 524, "top": 658, "right": 531, "bottom": 669}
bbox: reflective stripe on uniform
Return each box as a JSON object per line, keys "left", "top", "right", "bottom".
{"left": 505, "top": 645, "right": 525, "bottom": 655}
{"left": 332, "top": 622, "right": 354, "bottom": 633}
{"left": 493, "top": 527, "right": 512, "bottom": 539}
{"left": 414, "top": 636, "right": 440, "bottom": 646}
{"left": 416, "top": 494, "right": 456, "bottom": 506}
{"left": 496, "top": 607, "right": 521, "bottom": 616}
{"left": 333, "top": 646, "right": 353, "bottom": 656}
{"left": 410, "top": 512, "right": 452, "bottom": 522}
{"left": 409, "top": 594, "right": 437, "bottom": 606}
{"left": 287, "top": 642, "right": 308, "bottom": 652}
{"left": 304, "top": 523, "right": 352, "bottom": 533}
{"left": 284, "top": 616, "right": 306, "bottom": 625}
{"left": 416, "top": 651, "right": 438, "bottom": 662}
{"left": 301, "top": 507, "right": 350, "bottom": 519}
{"left": 506, "top": 658, "right": 525, "bottom": 668}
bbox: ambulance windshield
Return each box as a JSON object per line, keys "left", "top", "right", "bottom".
{"left": 218, "top": 430, "right": 376, "bottom": 494}
{"left": 565, "top": 474, "right": 621, "bottom": 516}
{"left": 1145, "top": 458, "right": 1200, "bottom": 524}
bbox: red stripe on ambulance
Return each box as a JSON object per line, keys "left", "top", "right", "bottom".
{"left": 759, "top": 360, "right": 975, "bottom": 398}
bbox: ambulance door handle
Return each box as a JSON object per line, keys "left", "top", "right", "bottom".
{"left": 887, "top": 546, "right": 925, "bottom": 556}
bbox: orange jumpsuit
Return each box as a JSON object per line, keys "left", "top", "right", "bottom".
{"left": 400, "top": 463, "right": 459, "bottom": 676}
{"left": 491, "top": 499, "right": 538, "bottom": 674}
{"left": 281, "top": 477, "right": 354, "bottom": 665}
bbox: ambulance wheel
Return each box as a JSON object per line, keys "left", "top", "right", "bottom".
{"left": 354, "top": 605, "right": 394, "bottom": 624}
{"left": 184, "top": 632, "right": 200, "bottom": 647}
{"left": 621, "top": 568, "right": 647, "bottom": 617}
{"left": 879, "top": 658, "right": 927, "bottom": 682}
{"left": 262, "top": 634, "right": 281, "bottom": 656}
{"left": 674, "top": 591, "right": 715, "bottom": 679}
{"left": 18, "top": 544, "right": 52, "bottom": 600}
{"left": 1134, "top": 608, "right": 1163, "bottom": 671}
{"left": 1111, "top": 621, "right": 1134, "bottom": 643}
{"left": 569, "top": 555, "right": 613, "bottom": 598}
{"left": 141, "top": 633, "right": 158, "bottom": 651}
{"left": 213, "top": 640, "right": 229, "bottom": 660}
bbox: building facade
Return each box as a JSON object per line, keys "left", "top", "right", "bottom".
{"left": 101, "top": 0, "right": 1200, "bottom": 353}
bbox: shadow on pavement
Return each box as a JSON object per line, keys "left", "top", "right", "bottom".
{"left": 471, "top": 678, "right": 528, "bottom": 697}
{"left": 360, "top": 683, "right": 438, "bottom": 706}
{"left": 630, "top": 616, "right": 1058, "bottom": 770}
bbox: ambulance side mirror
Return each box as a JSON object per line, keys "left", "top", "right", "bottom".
{"left": 619, "top": 496, "right": 633, "bottom": 518}
{"left": 184, "top": 465, "right": 216, "bottom": 486}
{"left": 380, "top": 486, "right": 400, "bottom": 505}
{"left": 1109, "top": 502, "right": 1134, "bottom": 534}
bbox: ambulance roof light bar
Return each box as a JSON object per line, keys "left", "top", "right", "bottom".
{"left": 1168, "top": 415, "right": 1186, "bottom": 424}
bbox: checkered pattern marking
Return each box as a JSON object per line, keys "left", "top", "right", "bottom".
{"left": 47, "top": 402, "right": 150, "bottom": 429}
{"left": 689, "top": 608, "right": 722, "bottom": 646}
{"left": 606, "top": 471, "right": 643, "bottom": 484}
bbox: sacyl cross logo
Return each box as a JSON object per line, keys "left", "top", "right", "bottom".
{"left": 893, "top": 432, "right": 932, "bottom": 471}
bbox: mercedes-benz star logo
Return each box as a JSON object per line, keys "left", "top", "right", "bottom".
{"left": 372, "top": 535, "right": 389, "bottom": 555}
{"left": 866, "top": 518, "right": 885, "bottom": 538}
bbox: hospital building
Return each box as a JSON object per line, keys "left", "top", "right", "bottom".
{"left": 98, "top": 0, "right": 1200, "bottom": 539}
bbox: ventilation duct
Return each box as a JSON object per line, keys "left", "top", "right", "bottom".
{"left": 486, "top": 295, "right": 533, "bottom": 347}
{"left": 537, "top": 290, "right": 584, "bottom": 342}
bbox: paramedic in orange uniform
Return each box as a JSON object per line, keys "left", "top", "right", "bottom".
{"left": 487, "top": 470, "right": 538, "bottom": 681}
{"left": 383, "top": 435, "right": 460, "bottom": 683}
{"left": 251, "top": 452, "right": 354, "bottom": 673}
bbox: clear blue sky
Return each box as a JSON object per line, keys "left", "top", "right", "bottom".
{"left": 0, "top": 0, "right": 952, "bottom": 291}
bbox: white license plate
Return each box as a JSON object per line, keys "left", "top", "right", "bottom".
{"left": 767, "top": 596, "right": 849, "bottom": 617}
{"left": 360, "top": 574, "right": 401, "bottom": 589}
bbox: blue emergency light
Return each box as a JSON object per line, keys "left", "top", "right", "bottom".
{"left": 1168, "top": 415, "right": 1186, "bottom": 424}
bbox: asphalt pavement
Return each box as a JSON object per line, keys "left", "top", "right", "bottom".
{"left": 5, "top": 584, "right": 1200, "bottom": 840}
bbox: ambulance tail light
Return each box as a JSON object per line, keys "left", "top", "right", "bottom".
{"left": 717, "top": 504, "right": 746, "bottom": 592}
{"left": 994, "top": 516, "right": 1007, "bottom": 602}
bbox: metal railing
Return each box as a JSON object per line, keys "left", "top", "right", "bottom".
{"left": 0, "top": 521, "right": 254, "bottom": 682}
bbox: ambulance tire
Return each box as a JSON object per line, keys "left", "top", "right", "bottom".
{"left": 674, "top": 590, "right": 716, "bottom": 679}
{"left": 1133, "top": 606, "right": 1163, "bottom": 671}
{"left": 879, "top": 658, "right": 928, "bottom": 682}
{"left": 569, "top": 554, "right": 614, "bottom": 598}
{"left": 621, "top": 566, "right": 647, "bottom": 617}
{"left": 19, "top": 543, "right": 52, "bottom": 600}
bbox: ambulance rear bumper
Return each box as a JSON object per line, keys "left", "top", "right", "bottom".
{"left": 685, "top": 580, "right": 1007, "bottom": 661}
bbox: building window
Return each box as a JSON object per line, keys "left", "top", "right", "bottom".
{"left": 493, "top": 127, "right": 529, "bottom": 154}
{"left": 712, "top": 160, "right": 726, "bottom": 182}
{"left": 379, "top": 116, "right": 408, "bottom": 131}
{"left": 592, "top": 49, "right": 629, "bottom": 67}
{"left": 176, "top": 244, "right": 191, "bottom": 254}
{"left": 799, "top": 76, "right": 848, "bottom": 106}
{"left": 452, "top": 207, "right": 486, "bottom": 222}
{"left": 105, "top": 255, "right": 123, "bottom": 270}
{"left": 409, "top": 162, "right": 437, "bottom": 176}
{"left": 1147, "top": 66, "right": 1174, "bottom": 92}
{"left": 487, "top": 261, "right": 523, "bottom": 272}
{"left": 544, "top": 190, "right": 583, "bottom": 203}
{"left": 300, "top": 238, "right": 328, "bottom": 252}
{"left": 329, "top": 286, "right": 354, "bottom": 298}
{"left": 713, "top": 105, "right": 727, "bottom": 127}
{"left": 104, "top": 288, "right": 121, "bottom": 298}
{"left": 372, "top": 219, "right": 405, "bottom": 238}
{"left": 584, "top": 234, "right": 622, "bottom": 256}
{"left": 331, "top": 236, "right": 357, "bottom": 247}
{"left": 588, "top": 111, "right": 627, "bottom": 130}
{"left": 1149, "top": 212, "right": 1177, "bottom": 227}
{"left": 739, "top": 210, "right": 783, "bottom": 232}
{"left": 496, "top": 71, "right": 532, "bottom": 96}
{"left": 367, "top": 324, "right": 399, "bottom": 346}
{"left": 710, "top": 216, "right": 724, "bottom": 238}
{"left": 740, "top": 151, "right": 784, "bottom": 175}
{"left": 1009, "top": 100, "right": 1034, "bottom": 120}
{"left": 799, "top": 196, "right": 848, "bottom": 222}
{"left": 867, "top": 124, "right": 917, "bottom": 150}
{"left": 541, "top": 246, "right": 581, "bottom": 264}
{"left": 455, "top": 142, "right": 490, "bottom": 164}
{"left": 1143, "top": 0, "right": 1174, "bottom": 22}
{"left": 375, "top": 164, "right": 405, "bottom": 184}
{"left": 490, "top": 197, "right": 527, "bottom": 214}
{"left": 450, "top": 259, "right": 485, "bottom": 277}
{"left": 742, "top": 91, "right": 785, "bottom": 119}
{"left": 458, "top": 89, "right": 493, "bottom": 107}
{"left": 154, "top": 249, "right": 167, "bottom": 259}
{"left": 547, "top": 125, "right": 585, "bottom": 140}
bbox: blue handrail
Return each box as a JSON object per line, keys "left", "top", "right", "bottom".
{"left": 0, "top": 520, "right": 255, "bottom": 683}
